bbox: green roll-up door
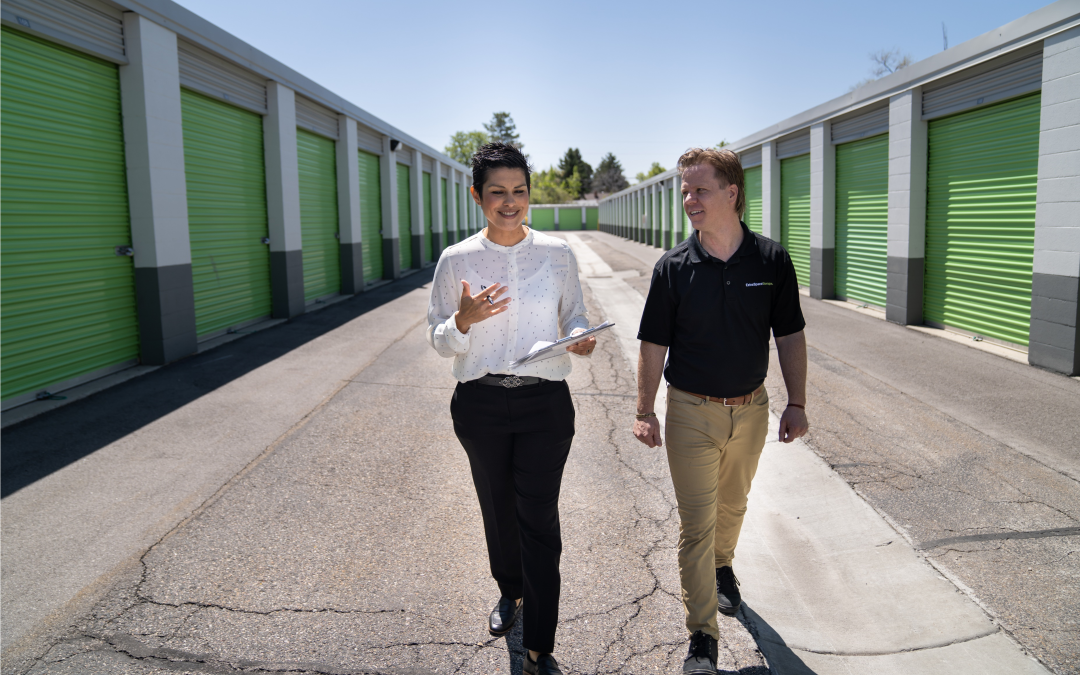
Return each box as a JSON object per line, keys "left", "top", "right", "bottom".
{"left": 423, "top": 172, "right": 434, "bottom": 263}
{"left": 586, "top": 206, "right": 598, "bottom": 230}
{"left": 358, "top": 150, "right": 382, "bottom": 282}
{"left": 781, "top": 154, "right": 811, "bottom": 286}
{"left": 397, "top": 164, "right": 412, "bottom": 270}
{"left": 1, "top": 27, "right": 139, "bottom": 404}
{"left": 744, "top": 166, "right": 763, "bottom": 235}
{"left": 457, "top": 186, "right": 464, "bottom": 240}
{"left": 647, "top": 193, "right": 653, "bottom": 240}
{"left": 297, "top": 129, "right": 339, "bottom": 301}
{"left": 835, "top": 134, "right": 888, "bottom": 307}
{"left": 531, "top": 208, "right": 555, "bottom": 230}
{"left": 181, "top": 89, "right": 270, "bottom": 337}
{"left": 557, "top": 206, "right": 580, "bottom": 229}
{"left": 924, "top": 93, "right": 1039, "bottom": 346}
{"left": 441, "top": 177, "right": 449, "bottom": 246}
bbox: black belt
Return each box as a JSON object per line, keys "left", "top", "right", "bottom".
{"left": 474, "top": 374, "right": 547, "bottom": 388}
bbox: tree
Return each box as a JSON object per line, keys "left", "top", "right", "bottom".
{"left": 484, "top": 112, "right": 523, "bottom": 150}
{"left": 851, "top": 48, "right": 913, "bottom": 91}
{"left": 870, "top": 48, "right": 913, "bottom": 76}
{"left": 530, "top": 166, "right": 576, "bottom": 204}
{"left": 635, "top": 162, "right": 667, "bottom": 183}
{"left": 557, "top": 147, "right": 593, "bottom": 198}
{"left": 715, "top": 139, "right": 729, "bottom": 149}
{"left": 593, "top": 153, "right": 629, "bottom": 194}
{"left": 444, "top": 130, "right": 490, "bottom": 165}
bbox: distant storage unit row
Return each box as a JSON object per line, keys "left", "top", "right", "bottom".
{"left": 526, "top": 204, "right": 600, "bottom": 231}
{"left": 0, "top": 0, "right": 485, "bottom": 410}
{"left": 599, "top": 5, "right": 1080, "bottom": 376}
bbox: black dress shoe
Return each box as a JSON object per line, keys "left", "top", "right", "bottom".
{"left": 523, "top": 652, "right": 563, "bottom": 675}
{"left": 488, "top": 596, "right": 521, "bottom": 636}
{"left": 716, "top": 565, "right": 742, "bottom": 616}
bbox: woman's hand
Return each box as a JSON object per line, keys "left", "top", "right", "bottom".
{"left": 566, "top": 336, "right": 596, "bottom": 356}
{"left": 454, "top": 280, "right": 510, "bottom": 334}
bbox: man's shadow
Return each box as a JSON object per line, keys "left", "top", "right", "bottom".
{"left": 737, "top": 603, "right": 818, "bottom": 675}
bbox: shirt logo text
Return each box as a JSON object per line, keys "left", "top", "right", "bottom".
{"left": 746, "top": 282, "right": 773, "bottom": 287}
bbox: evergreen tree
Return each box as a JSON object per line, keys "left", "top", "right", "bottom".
{"left": 557, "top": 147, "right": 592, "bottom": 198}
{"left": 483, "top": 112, "right": 523, "bottom": 150}
{"left": 592, "top": 153, "right": 629, "bottom": 194}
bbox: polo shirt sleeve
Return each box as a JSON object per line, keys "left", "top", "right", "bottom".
{"left": 637, "top": 263, "right": 677, "bottom": 347}
{"left": 770, "top": 250, "right": 806, "bottom": 338}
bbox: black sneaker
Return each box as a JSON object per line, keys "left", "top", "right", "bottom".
{"left": 716, "top": 566, "right": 741, "bottom": 616}
{"left": 683, "top": 630, "right": 717, "bottom": 674}
{"left": 523, "top": 652, "right": 563, "bottom": 675}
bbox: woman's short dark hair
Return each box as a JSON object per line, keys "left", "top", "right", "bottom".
{"left": 471, "top": 142, "right": 531, "bottom": 193}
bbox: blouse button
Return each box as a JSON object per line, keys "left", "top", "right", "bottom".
{"left": 726, "top": 280, "right": 730, "bottom": 285}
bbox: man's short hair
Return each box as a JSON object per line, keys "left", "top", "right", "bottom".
{"left": 677, "top": 148, "right": 746, "bottom": 218}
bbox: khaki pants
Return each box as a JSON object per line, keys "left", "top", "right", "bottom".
{"left": 664, "top": 385, "right": 770, "bottom": 639}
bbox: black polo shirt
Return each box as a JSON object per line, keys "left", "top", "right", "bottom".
{"left": 637, "top": 223, "right": 805, "bottom": 399}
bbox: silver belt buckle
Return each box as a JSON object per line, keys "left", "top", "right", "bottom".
{"left": 500, "top": 375, "right": 525, "bottom": 388}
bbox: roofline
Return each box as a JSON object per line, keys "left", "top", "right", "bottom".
{"left": 728, "top": 0, "right": 1080, "bottom": 153}
{"left": 113, "top": 0, "right": 471, "bottom": 174}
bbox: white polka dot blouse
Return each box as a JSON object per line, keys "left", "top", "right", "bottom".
{"left": 426, "top": 228, "right": 591, "bottom": 382}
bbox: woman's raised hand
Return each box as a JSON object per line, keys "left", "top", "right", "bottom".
{"left": 454, "top": 280, "right": 511, "bottom": 334}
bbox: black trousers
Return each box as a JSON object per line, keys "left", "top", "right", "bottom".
{"left": 451, "top": 378, "right": 575, "bottom": 654}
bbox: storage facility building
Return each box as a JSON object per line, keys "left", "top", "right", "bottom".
{"left": 0, "top": 0, "right": 486, "bottom": 410}
{"left": 599, "top": 2, "right": 1080, "bottom": 376}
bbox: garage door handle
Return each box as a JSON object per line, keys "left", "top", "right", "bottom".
{"left": 115, "top": 246, "right": 134, "bottom": 257}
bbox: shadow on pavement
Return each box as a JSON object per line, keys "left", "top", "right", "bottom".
{"left": 738, "top": 604, "right": 817, "bottom": 674}
{"left": 0, "top": 271, "right": 434, "bottom": 498}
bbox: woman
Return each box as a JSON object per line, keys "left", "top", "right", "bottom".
{"left": 427, "top": 142, "right": 594, "bottom": 674}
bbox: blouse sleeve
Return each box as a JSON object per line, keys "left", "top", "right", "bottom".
{"left": 427, "top": 252, "right": 470, "bottom": 357}
{"left": 558, "top": 244, "right": 590, "bottom": 338}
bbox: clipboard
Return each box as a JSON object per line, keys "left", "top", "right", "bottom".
{"left": 509, "top": 321, "right": 615, "bottom": 369}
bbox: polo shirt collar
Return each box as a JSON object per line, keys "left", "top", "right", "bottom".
{"left": 687, "top": 221, "right": 757, "bottom": 264}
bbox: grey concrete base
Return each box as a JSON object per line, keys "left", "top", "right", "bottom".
{"left": 432, "top": 232, "right": 443, "bottom": 261}
{"left": 411, "top": 234, "right": 423, "bottom": 270}
{"left": 811, "top": 247, "right": 835, "bottom": 300}
{"left": 382, "top": 238, "right": 399, "bottom": 280}
{"left": 886, "top": 256, "right": 923, "bottom": 325}
{"left": 270, "top": 250, "right": 305, "bottom": 319}
{"left": 664, "top": 230, "right": 673, "bottom": 250}
{"left": 134, "top": 265, "right": 197, "bottom": 365}
{"left": 339, "top": 242, "right": 364, "bottom": 295}
{"left": 1029, "top": 272, "right": 1080, "bottom": 375}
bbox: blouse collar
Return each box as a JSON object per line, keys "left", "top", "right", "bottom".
{"left": 479, "top": 226, "right": 534, "bottom": 252}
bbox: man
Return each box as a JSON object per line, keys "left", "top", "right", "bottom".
{"left": 633, "top": 148, "right": 809, "bottom": 673}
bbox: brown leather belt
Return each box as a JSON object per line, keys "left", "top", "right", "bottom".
{"left": 677, "top": 385, "right": 763, "bottom": 407}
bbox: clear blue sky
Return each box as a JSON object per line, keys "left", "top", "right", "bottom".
{"left": 173, "top": 0, "right": 1055, "bottom": 180}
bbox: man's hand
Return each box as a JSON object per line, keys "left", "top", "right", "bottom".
{"left": 635, "top": 341, "right": 668, "bottom": 448}
{"left": 774, "top": 330, "right": 809, "bottom": 444}
{"left": 633, "top": 416, "right": 663, "bottom": 448}
{"left": 778, "top": 405, "right": 808, "bottom": 443}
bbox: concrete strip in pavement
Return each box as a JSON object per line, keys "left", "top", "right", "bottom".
{"left": 565, "top": 232, "right": 1050, "bottom": 675}
{"left": 564, "top": 232, "right": 667, "bottom": 422}
{"left": 0, "top": 279, "right": 433, "bottom": 666}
